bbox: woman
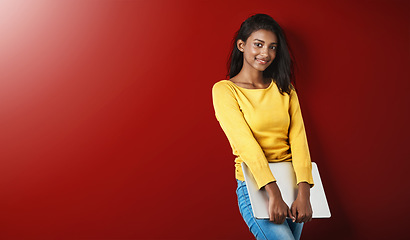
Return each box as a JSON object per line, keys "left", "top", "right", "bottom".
{"left": 212, "top": 14, "right": 314, "bottom": 240}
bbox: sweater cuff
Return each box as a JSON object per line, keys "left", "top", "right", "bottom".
{"left": 294, "top": 166, "right": 315, "bottom": 188}
{"left": 252, "top": 167, "right": 276, "bottom": 190}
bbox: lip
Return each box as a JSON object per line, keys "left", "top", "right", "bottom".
{"left": 256, "top": 58, "right": 269, "bottom": 64}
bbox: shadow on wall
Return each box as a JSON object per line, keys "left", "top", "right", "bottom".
{"left": 285, "top": 27, "right": 356, "bottom": 240}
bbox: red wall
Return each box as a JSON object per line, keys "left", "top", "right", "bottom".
{"left": 1, "top": 0, "right": 409, "bottom": 239}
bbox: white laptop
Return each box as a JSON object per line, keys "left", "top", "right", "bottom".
{"left": 241, "top": 162, "right": 331, "bottom": 219}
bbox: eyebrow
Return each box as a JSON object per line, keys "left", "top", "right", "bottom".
{"left": 254, "top": 39, "right": 278, "bottom": 45}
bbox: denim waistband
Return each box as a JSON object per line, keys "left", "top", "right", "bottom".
{"left": 236, "top": 178, "right": 245, "bottom": 186}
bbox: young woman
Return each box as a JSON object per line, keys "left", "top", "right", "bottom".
{"left": 212, "top": 14, "right": 314, "bottom": 240}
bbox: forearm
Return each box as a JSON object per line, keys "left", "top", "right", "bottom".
{"left": 263, "top": 181, "right": 282, "bottom": 199}
{"left": 297, "top": 182, "right": 311, "bottom": 199}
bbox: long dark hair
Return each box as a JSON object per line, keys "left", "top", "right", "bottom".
{"left": 227, "top": 14, "right": 295, "bottom": 94}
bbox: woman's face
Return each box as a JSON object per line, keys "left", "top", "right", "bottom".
{"left": 237, "top": 29, "right": 278, "bottom": 73}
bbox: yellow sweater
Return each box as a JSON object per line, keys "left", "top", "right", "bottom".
{"left": 212, "top": 79, "right": 314, "bottom": 189}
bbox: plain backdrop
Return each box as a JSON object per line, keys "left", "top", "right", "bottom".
{"left": 0, "top": 0, "right": 409, "bottom": 239}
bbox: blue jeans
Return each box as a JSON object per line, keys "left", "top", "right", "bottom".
{"left": 236, "top": 179, "right": 304, "bottom": 240}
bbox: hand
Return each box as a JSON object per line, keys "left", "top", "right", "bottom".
{"left": 268, "top": 195, "right": 294, "bottom": 224}
{"left": 291, "top": 197, "right": 312, "bottom": 223}
{"left": 264, "top": 182, "right": 295, "bottom": 224}
{"left": 291, "top": 182, "right": 313, "bottom": 223}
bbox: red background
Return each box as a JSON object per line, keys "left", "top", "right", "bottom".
{"left": 1, "top": 0, "right": 409, "bottom": 239}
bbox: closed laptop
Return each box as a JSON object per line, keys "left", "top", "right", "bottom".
{"left": 241, "top": 162, "right": 331, "bottom": 219}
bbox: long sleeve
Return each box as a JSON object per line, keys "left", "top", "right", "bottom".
{"left": 288, "top": 89, "right": 314, "bottom": 187}
{"left": 212, "top": 82, "right": 276, "bottom": 189}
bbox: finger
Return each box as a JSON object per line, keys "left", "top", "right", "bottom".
{"left": 274, "top": 211, "right": 283, "bottom": 224}
{"left": 272, "top": 212, "right": 277, "bottom": 224}
{"left": 270, "top": 213, "right": 275, "bottom": 223}
{"left": 303, "top": 213, "right": 309, "bottom": 223}
{"left": 276, "top": 213, "right": 282, "bottom": 224}
{"left": 297, "top": 212, "right": 304, "bottom": 223}
{"left": 280, "top": 211, "right": 286, "bottom": 224}
{"left": 302, "top": 214, "right": 308, "bottom": 223}
{"left": 308, "top": 214, "right": 313, "bottom": 222}
{"left": 269, "top": 210, "right": 275, "bottom": 223}
{"left": 298, "top": 211, "right": 305, "bottom": 223}
{"left": 304, "top": 212, "right": 312, "bottom": 223}
{"left": 279, "top": 217, "right": 285, "bottom": 224}
{"left": 293, "top": 207, "right": 300, "bottom": 223}
{"left": 287, "top": 208, "right": 295, "bottom": 221}
{"left": 291, "top": 205, "right": 297, "bottom": 222}
{"left": 283, "top": 208, "right": 289, "bottom": 223}
{"left": 278, "top": 213, "right": 286, "bottom": 224}
{"left": 273, "top": 215, "right": 279, "bottom": 224}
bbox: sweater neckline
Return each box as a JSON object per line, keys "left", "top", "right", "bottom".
{"left": 226, "top": 79, "right": 274, "bottom": 90}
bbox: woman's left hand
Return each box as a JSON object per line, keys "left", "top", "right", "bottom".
{"left": 290, "top": 182, "right": 313, "bottom": 223}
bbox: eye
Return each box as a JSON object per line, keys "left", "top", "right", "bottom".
{"left": 253, "top": 42, "right": 263, "bottom": 47}
{"left": 270, "top": 46, "right": 277, "bottom": 50}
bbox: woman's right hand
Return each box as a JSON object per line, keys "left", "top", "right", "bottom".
{"left": 264, "top": 182, "right": 295, "bottom": 224}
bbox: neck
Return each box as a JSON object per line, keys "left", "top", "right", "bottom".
{"left": 236, "top": 64, "right": 265, "bottom": 84}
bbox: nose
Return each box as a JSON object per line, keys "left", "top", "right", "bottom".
{"left": 260, "top": 46, "right": 268, "bottom": 57}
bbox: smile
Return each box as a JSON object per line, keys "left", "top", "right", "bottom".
{"left": 256, "top": 59, "right": 269, "bottom": 64}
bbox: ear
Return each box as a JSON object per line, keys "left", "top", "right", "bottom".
{"left": 237, "top": 39, "right": 245, "bottom": 52}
